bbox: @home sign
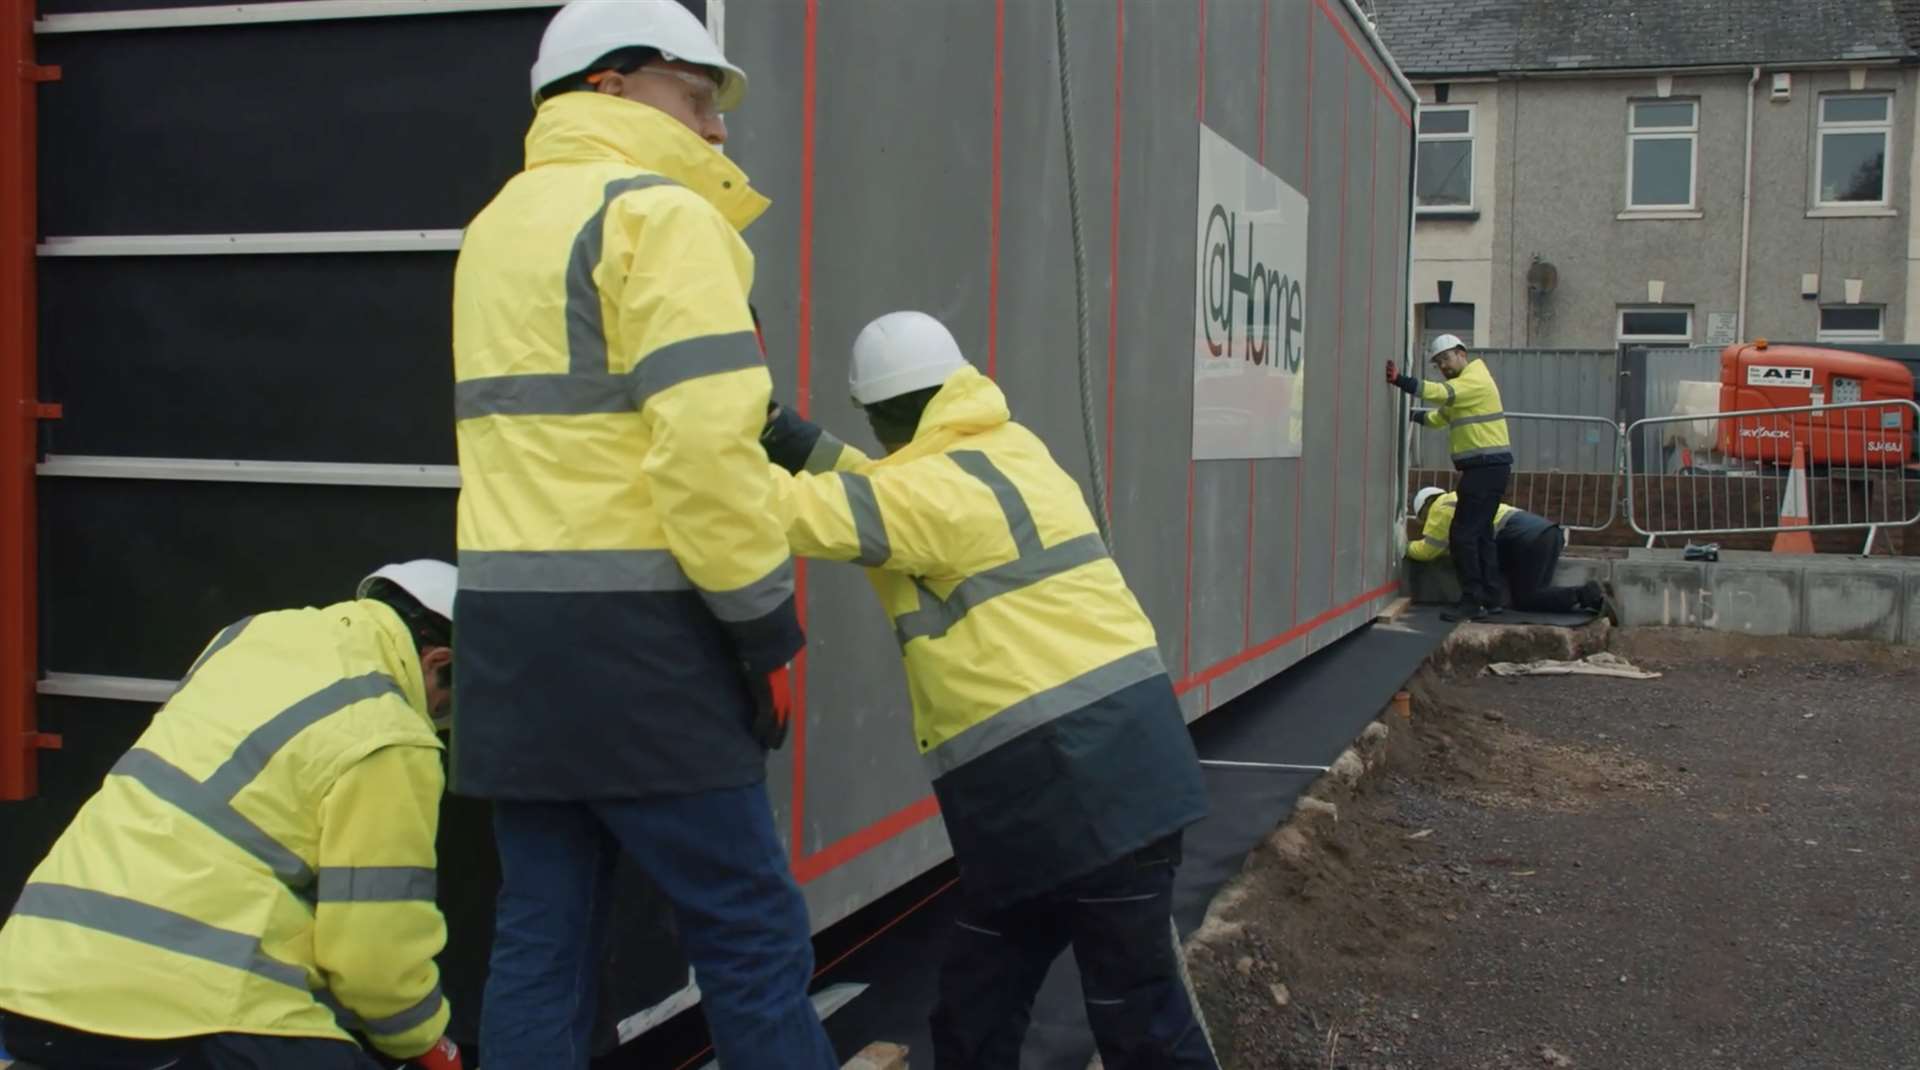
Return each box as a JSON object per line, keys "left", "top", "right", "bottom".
{"left": 1192, "top": 123, "right": 1311, "bottom": 461}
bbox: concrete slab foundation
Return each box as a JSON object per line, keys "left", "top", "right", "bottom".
{"left": 1550, "top": 551, "right": 1920, "bottom": 644}
{"left": 1408, "top": 547, "right": 1920, "bottom": 643}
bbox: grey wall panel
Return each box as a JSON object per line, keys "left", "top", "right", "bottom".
{"left": 1373, "top": 122, "right": 1413, "bottom": 587}
{"left": 995, "top": 0, "right": 1119, "bottom": 501}
{"left": 1248, "top": 0, "right": 1314, "bottom": 653}
{"left": 1331, "top": 59, "right": 1370, "bottom": 613}
{"left": 733, "top": 0, "right": 1000, "bottom": 925}
{"left": 1111, "top": 0, "right": 1202, "bottom": 678}
{"left": 1290, "top": 13, "right": 1346, "bottom": 635}
{"left": 1189, "top": 0, "right": 1264, "bottom": 683}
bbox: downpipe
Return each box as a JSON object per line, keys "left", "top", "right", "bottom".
{"left": 1736, "top": 66, "right": 1759, "bottom": 339}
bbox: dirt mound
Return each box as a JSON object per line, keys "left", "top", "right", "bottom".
{"left": 1188, "top": 665, "right": 1665, "bottom": 1068}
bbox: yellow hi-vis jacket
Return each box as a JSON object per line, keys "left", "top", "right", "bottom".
{"left": 1407, "top": 492, "right": 1521, "bottom": 562}
{"left": 1413, "top": 359, "right": 1513, "bottom": 468}
{"left": 770, "top": 368, "right": 1208, "bottom": 908}
{"left": 451, "top": 92, "right": 802, "bottom": 799}
{"left": 0, "top": 601, "right": 449, "bottom": 1059}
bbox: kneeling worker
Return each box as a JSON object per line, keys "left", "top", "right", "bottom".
{"left": 761, "top": 311, "right": 1217, "bottom": 1069}
{"left": 1409, "top": 487, "right": 1613, "bottom": 619}
{"left": 0, "top": 562, "right": 464, "bottom": 1070}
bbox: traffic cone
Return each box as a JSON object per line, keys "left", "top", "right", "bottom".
{"left": 1772, "top": 443, "right": 1814, "bottom": 554}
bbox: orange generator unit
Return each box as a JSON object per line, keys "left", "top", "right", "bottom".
{"left": 1718, "top": 342, "right": 1917, "bottom": 467}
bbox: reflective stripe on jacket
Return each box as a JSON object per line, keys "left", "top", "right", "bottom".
{"left": 0, "top": 602, "right": 448, "bottom": 1059}
{"left": 770, "top": 368, "right": 1208, "bottom": 908}
{"left": 1415, "top": 359, "right": 1513, "bottom": 468}
{"left": 1407, "top": 492, "right": 1521, "bottom": 562}
{"left": 451, "top": 92, "right": 803, "bottom": 799}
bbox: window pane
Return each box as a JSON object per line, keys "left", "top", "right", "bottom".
{"left": 1822, "top": 96, "right": 1889, "bottom": 124}
{"left": 1621, "top": 311, "right": 1690, "bottom": 337}
{"left": 1821, "top": 132, "right": 1887, "bottom": 202}
{"left": 1416, "top": 139, "right": 1472, "bottom": 206}
{"left": 1424, "top": 303, "right": 1475, "bottom": 330}
{"left": 1419, "top": 109, "right": 1470, "bottom": 135}
{"left": 1630, "top": 137, "right": 1693, "bottom": 206}
{"left": 1820, "top": 306, "right": 1882, "bottom": 332}
{"left": 1632, "top": 101, "right": 1695, "bottom": 128}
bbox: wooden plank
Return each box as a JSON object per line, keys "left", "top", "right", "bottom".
{"left": 842, "top": 1043, "right": 910, "bottom": 1070}
{"left": 1373, "top": 596, "right": 1413, "bottom": 622}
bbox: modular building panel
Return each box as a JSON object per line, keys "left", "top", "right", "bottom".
{"left": 12, "top": 0, "right": 1415, "bottom": 1052}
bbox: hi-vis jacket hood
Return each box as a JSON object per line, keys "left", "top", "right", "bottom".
{"left": 451, "top": 92, "right": 803, "bottom": 800}
{"left": 0, "top": 601, "right": 450, "bottom": 1059}
{"left": 524, "top": 92, "right": 768, "bottom": 230}
{"left": 771, "top": 367, "right": 1207, "bottom": 907}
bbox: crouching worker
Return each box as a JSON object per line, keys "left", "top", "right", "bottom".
{"left": 760, "top": 311, "right": 1218, "bottom": 1070}
{"left": 1409, "top": 487, "right": 1614, "bottom": 619}
{"left": 0, "top": 562, "right": 465, "bottom": 1070}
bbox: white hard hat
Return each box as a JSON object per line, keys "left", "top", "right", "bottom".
{"left": 530, "top": 0, "right": 746, "bottom": 110}
{"left": 358, "top": 560, "right": 458, "bottom": 623}
{"left": 1412, "top": 486, "right": 1445, "bottom": 515}
{"left": 849, "top": 311, "right": 972, "bottom": 406}
{"left": 1425, "top": 333, "right": 1467, "bottom": 361}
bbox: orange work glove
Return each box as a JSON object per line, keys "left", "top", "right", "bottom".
{"left": 410, "top": 1036, "right": 462, "bottom": 1070}
{"left": 749, "top": 662, "right": 795, "bottom": 750}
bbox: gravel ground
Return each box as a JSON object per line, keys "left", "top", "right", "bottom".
{"left": 1189, "top": 628, "right": 1920, "bottom": 1070}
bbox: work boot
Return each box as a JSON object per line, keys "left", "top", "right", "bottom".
{"left": 1597, "top": 581, "right": 1622, "bottom": 627}
{"left": 1440, "top": 599, "right": 1488, "bottom": 623}
{"left": 1578, "top": 580, "right": 1605, "bottom": 610}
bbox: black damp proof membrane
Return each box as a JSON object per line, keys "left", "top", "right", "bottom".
{"left": 578, "top": 614, "right": 1454, "bottom": 1069}
{"left": 37, "top": 477, "right": 457, "bottom": 679}
{"left": 37, "top": 10, "right": 541, "bottom": 235}
{"left": 39, "top": 254, "right": 458, "bottom": 466}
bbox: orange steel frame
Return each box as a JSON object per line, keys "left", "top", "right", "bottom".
{"left": 2, "top": 0, "right": 59, "bottom": 801}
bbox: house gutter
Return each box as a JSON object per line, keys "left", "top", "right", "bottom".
{"left": 1404, "top": 57, "right": 1905, "bottom": 82}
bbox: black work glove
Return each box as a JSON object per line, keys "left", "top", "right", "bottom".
{"left": 761, "top": 402, "right": 825, "bottom": 475}
{"left": 1409, "top": 408, "right": 1430, "bottom": 424}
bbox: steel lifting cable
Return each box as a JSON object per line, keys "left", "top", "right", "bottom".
{"left": 1054, "top": 0, "right": 1112, "bottom": 547}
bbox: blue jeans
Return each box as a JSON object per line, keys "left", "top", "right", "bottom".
{"left": 479, "top": 784, "right": 837, "bottom": 1070}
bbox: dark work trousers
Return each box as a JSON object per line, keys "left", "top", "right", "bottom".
{"left": 1500, "top": 524, "right": 1586, "bottom": 612}
{"left": 1450, "top": 464, "right": 1511, "bottom": 608}
{"left": 930, "top": 834, "right": 1218, "bottom": 1070}
{"left": 0, "top": 1013, "right": 385, "bottom": 1070}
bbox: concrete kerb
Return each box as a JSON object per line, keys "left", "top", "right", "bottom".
{"left": 1906, "top": 570, "right": 1920, "bottom": 645}
{"left": 1708, "top": 563, "right": 1802, "bottom": 637}
{"left": 1804, "top": 568, "right": 1905, "bottom": 643}
{"left": 1555, "top": 550, "right": 1920, "bottom": 643}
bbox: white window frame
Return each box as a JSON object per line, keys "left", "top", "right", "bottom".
{"left": 1617, "top": 306, "right": 1695, "bottom": 344}
{"left": 1625, "top": 99, "right": 1699, "bottom": 212}
{"left": 1815, "top": 304, "right": 1886, "bottom": 343}
{"left": 1415, "top": 104, "right": 1475, "bottom": 214}
{"left": 1814, "top": 93, "right": 1893, "bottom": 209}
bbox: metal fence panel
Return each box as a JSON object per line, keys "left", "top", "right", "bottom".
{"left": 1626, "top": 399, "right": 1920, "bottom": 549}
{"left": 1410, "top": 348, "right": 1618, "bottom": 471}
{"left": 1412, "top": 413, "right": 1621, "bottom": 531}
